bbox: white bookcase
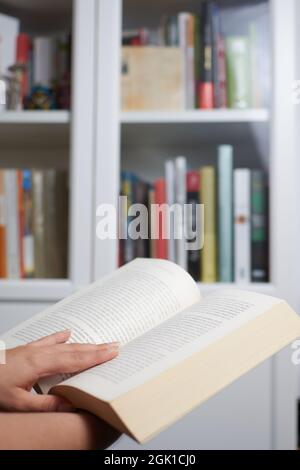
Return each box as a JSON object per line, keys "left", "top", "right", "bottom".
{"left": 0, "top": 0, "right": 299, "bottom": 450}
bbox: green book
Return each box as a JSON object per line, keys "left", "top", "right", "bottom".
{"left": 201, "top": 166, "right": 217, "bottom": 283}
{"left": 226, "top": 36, "right": 251, "bottom": 109}
{"left": 218, "top": 145, "right": 233, "bottom": 282}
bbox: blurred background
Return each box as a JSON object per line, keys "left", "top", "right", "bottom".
{"left": 0, "top": 0, "right": 299, "bottom": 450}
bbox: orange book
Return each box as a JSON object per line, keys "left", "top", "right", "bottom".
{"left": 18, "top": 171, "right": 25, "bottom": 279}
{"left": 0, "top": 171, "right": 7, "bottom": 278}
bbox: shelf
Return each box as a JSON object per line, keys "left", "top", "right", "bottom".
{"left": 0, "top": 111, "right": 70, "bottom": 148}
{"left": 199, "top": 283, "right": 277, "bottom": 297}
{"left": 121, "top": 110, "right": 269, "bottom": 150}
{"left": 0, "top": 111, "right": 70, "bottom": 124}
{"left": 121, "top": 109, "right": 269, "bottom": 124}
{"left": 0, "top": 280, "right": 75, "bottom": 302}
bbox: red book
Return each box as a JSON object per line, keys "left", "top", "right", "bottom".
{"left": 16, "top": 34, "right": 31, "bottom": 99}
{"left": 154, "top": 179, "right": 168, "bottom": 260}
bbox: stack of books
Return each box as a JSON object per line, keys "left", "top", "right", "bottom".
{"left": 0, "top": 169, "right": 69, "bottom": 280}
{"left": 121, "top": 1, "right": 269, "bottom": 111}
{"left": 0, "top": 12, "right": 71, "bottom": 111}
{"left": 120, "top": 146, "right": 269, "bottom": 284}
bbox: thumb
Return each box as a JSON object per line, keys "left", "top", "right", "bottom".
{"left": 16, "top": 390, "right": 75, "bottom": 413}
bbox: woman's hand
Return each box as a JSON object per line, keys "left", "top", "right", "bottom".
{"left": 0, "top": 331, "right": 119, "bottom": 413}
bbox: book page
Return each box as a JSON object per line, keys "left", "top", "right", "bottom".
{"left": 63, "top": 289, "right": 282, "bottom": 401}
{"left": 1, "top": 259, "right": 200, "bottom": 389}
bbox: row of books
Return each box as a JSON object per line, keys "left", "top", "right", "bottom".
{"left": 0, "top": 170, "right": 69, "bottom": 280}
{"left": 0, "top": 12, "right": 71, "bottom": 111}
{"left": 120, "top": 147, "right": 269, "bottom": 284}
{"left": 122, "top": 1, "right": 269, "bottom": 111}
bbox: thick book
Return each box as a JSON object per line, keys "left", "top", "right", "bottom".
{"left": 226, "top": 36, "right": 251, "bottom": 109}
{"left": 2, "top": 258, "right": 300, "bottom": 444}
{"left": 234, "top": 169, "right": 251, "bottom": 283}
{"left": 218, "top": 146, "right": 233, "bottom": 283}
{"left": 201, "top": 166, "right": 217, "bottom": 283}
{"left": 251, "top": 171, "right": 269, "bottom": 283}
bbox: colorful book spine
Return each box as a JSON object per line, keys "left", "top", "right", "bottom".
{"left": 211, "top": 3, "right": 227, "bottom": 108}
{"left": 121, "top": 172, "right": 136, "bottom": 265}
{"left": 251, "top": 171, "right": 268, "bottom": 282}
{"left": 249, "top": 23, "right": 261, "bottom": 108}
{"left": 165, "top": 160, "right": 176, "bottom": 263}
{"left": 0, "top": 171, "right": 7, "bottom": 278}
{"left": 178, "top": 13, "right": 190, "bottom": 109}
{"left": 234, "top": 169, "right": 251, "bottom": 283}
{"left": 4, "top": 170, "right": 20, "bottom": 279}
{"left": 32, "top": 170, "right": 46, "bottom": 279}
{"left": 17, "top": 170, "right": 25, "bottom": 278}
{"left": 226, "top": 36, "right": 251, "bottom": 109}
{"left": 199, "top": 3, "right": 214, "bottom": 109}
{"left": 175, "top": 157, "right": 187, "bottom": 270}
{"left": 194, "top": 15, "right": 202, "bottom": 108}
{"left": 149, "top": 188, "right": 156, "bottom": 260}
{"left": 134, "top": 179, "right": 150, "bottom": 259}
{"left": 16, "top": 33, "right": 31, "bottom": 102}
{"left": 187, "top": 170, "right": 201, "bottom": 281}
{"left": 154, "top": 179, "right": 168, "bottom": 260}
{"left": 218, "top": 145, "right": 233, "bottom": 282}
{"left": 186, "top": 14, "right": 195, "bottom": 109}
{"left": 201, "top": 166, "right": 217, "bottom": 282}
{"left": 22, "top": 170, "right": 35, "bottom": 278}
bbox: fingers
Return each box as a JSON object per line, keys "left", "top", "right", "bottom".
{"left": 14, "top": 389, "right": 75, "bottom": 413}
{"left": 30, "top": 331, "right": 72, "bottom": 348}
{"left": 35, "top": 343, "right": 119, "bottom": 378}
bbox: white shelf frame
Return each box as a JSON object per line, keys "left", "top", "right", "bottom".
{"left": 0, "top": 110, "right": 70, "bottom": 124}
{"left": 121, "top": 109, "right": 270, "bottom": 124}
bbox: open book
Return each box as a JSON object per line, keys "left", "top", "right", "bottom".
{"left": 2, "top": 259, "right": 300, "bottom": 443}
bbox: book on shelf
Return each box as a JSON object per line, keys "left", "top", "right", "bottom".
{"left": 2, "top": 258, "right": 300, "bottom": 443}
{"left": 251, "top": 170, "right": 269, "bottom": 283}
{"left": 0, "top": 8, "right": 71, "bottom": 111}
{"left": 0, "top": 169, "right": 68, "bottom": 281}
{"left": 201, "top": 166, "right": 217, "bottom": 282}
{"left": 187, "top": 170, "right": 201, "bottom": 281}
{"left": 119, "top": 147, "right": 269, "bottom": 285}
{"left": 121, "top": 1, "right": 269, "bottom": 111}
{"left": 234, "top": 169, "right": 251, "bottom": 283}
{"left": 218, "top": 145, "right": 233, "bottom": 283}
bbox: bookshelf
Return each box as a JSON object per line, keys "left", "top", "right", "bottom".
{"left": 93, "top": 0, "right": 300, "bottom": 450}
{"left": 0, "top": 0, "right": 299, "bottom": 451}
{"left": 0, "top": 0, "right": 95, "bottom": 303}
